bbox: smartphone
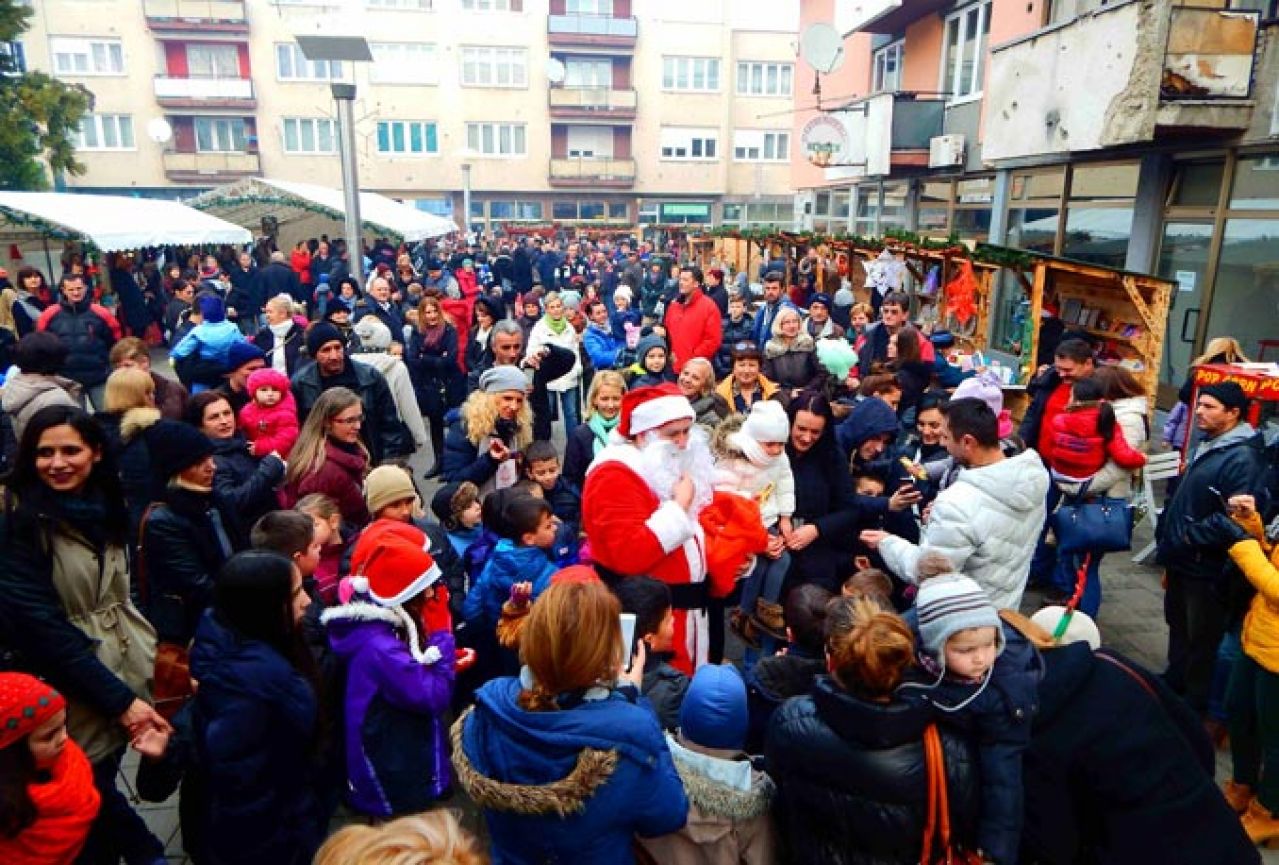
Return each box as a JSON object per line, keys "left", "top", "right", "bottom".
{"left": 619, "top": 613, "right": 638, "bottom": 674}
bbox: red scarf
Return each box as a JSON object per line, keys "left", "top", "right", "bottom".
{"left": 0, "top": 742, "right": 101, "bottom": 865}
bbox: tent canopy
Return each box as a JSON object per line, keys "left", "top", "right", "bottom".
{"left": 0, "top": 191, "right": 252, "bottom": 252}
{"left": 187, "top": 177, "right": 458, "bottom": 245}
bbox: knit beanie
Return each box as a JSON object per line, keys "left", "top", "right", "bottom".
{"left": 809, "top": 292, "right": 832, "bottom": 310}
{"left": 613, "top": 285, "right": 633, "bottom": 304}
{"left": 430, "top": 481, "right": 479, "bottom": 526}
{"left": 325, "top": 296, "right": 352, "bottom": 318}
{"left": 225, "top": 339, "right": 265, "bottom": 372}
{"left": 306, "top": 322, "right": 344, "bottom": 357}
{"left": 679, "top": 664, "right": 748, "bottom": 751}
{"left": 245, "top": 367, "right": 290, "bottom": 399}
{"left": 479, "top": 365, "right": 527, "bottom": 395}
{"left": 145, "top": 420, "right": 214, "bottom": 481}
{"left": 0, "top": 673, "right": 65, "bottom": 749}
{"left": 1200, "top": 380, "right": 1248, "bottom": 414}
{"left": 741, "top": 399, "right": 789, "bottom": 443}
{"left": 916, "top": 573, "right": 1004, "bottom": 669}
{"left": 198, "top": 293, "right": 226, "bottom": 323}
{"left": 364, "top": 464, "right": 422, "bottom": 518}
{"left": 353, "top": 316, "right": 392, "bottom": 351}
{"left": 636, "top": 333, "right": 667, "bottom": 364}
{"left": 953, "top": 370, "right": 1013, "bottom": 438}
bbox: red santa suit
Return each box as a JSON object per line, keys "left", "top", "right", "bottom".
{"left": 582, "top": 384, "right": 710, "bottom": 673}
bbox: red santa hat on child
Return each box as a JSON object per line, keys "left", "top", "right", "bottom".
{"left": 619, "top": 383, "right": 696, "bottom": 438}
{"left": 347, "top": 520, "right": 441, "bottom": 607}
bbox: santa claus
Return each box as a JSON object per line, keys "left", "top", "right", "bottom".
{"left": 582, "top": 383, "right": 715, "bottom": 673}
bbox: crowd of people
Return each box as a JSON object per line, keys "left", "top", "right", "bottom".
{"left": 0, "top": 231, "right": 1272, "bottom": 865}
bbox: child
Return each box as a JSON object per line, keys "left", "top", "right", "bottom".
{"left": 1041, "top": 376, "right": 1147, "bottom": 489}
{"left": 625, "top": 333, "right": 676, "bottom": 389}
{"left": 463, "top": 493, "right": 559, "bottom": 633}
{"left": 430, "top": 481, "right": 483, "bottom": 560}
{"left": 745, "top": 585, "right": 831, "bottom": 753}
{"left": 612, "top": 576, "right": 689, "bottom": 732}
{"left": 322, "top": 519, "right": 456, "bottom": 817}
{"left": 842, "top": 567, "right": 893, "bottom": 604}
{"left": 239, "top": 367, "right": 300, "bottom": 458}
{"left": 904, "top": 572, "right": 1043, "bottom": 865}
{"left": 170, "top": 293, "right": 244, "bottom": 393}
{"left": 849, "top": 301, "right": 873, "bottom": 354}
{"left": 712, "top": 400, "right": 795, "bottom": 649}
{"left": 296, "top": 493, "right": 347, "bottom": 605}
{"left": 611, "top": 285, "right": 641, "bottom": 344}
{"left": 716, "top": 292, "right": 756, "bottom": 377}
{"left": 524, "top": 440, "right": 581, "bottom": 567}
{"left": 315, "top": 810, "right": 486, "bottom": 865}
{"left": 639, "top": 665, "right": 776, "bottom": 865}
{"left": 0, "top": 674, "right": 100, "bottom": 865}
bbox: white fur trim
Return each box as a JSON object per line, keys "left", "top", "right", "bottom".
{"left": 646, "top": 500, "right": 696, "bottom": 555}
{"left": 371, "top": 561, "right": 442, "bottom": 607}
{"left": 629, "top": 394, "right": 695, "bottom": 437}
{"left": 348, "top": 576, "right": 370, "bottom": 595}
{"left": 393, "top": 605, "right": 443, "bottom": 665}
{"left": 319, "top": 600, "right": 400, "bottom": 628}
{"left": 422, "top": 645, "right": 443, "bottom": 665}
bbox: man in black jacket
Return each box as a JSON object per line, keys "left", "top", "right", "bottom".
{"left": 226, "top": 251, "right": 261, "bottom": 336}
{"left": 258, "top": 250, "right": 304, "bottom": 310}
{"left": 1157, "top": 380, "right": 1267, "bottom": 716}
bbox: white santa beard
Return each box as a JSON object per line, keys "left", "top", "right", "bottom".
{"left": 636, "top": 426, "right": 716, "bottom": 516}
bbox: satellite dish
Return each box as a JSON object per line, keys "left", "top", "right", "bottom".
{"left": 801, "top": 23, "right": 845, "bottom": 75}
{"left": 146, "top": 118, "right": 173, "bottom": 145}
{"left": 545, "top": 58, "right": 566, "bottom": 85}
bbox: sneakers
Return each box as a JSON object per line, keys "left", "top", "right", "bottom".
{"left": 1224, "top": 780, "right": 1254, "bottom": 814}
{"left": 1242, "top": 798, "right": 1279, "bottom": 847}
{"left": 750, "top": 599, "right": 788, "bottom": 643}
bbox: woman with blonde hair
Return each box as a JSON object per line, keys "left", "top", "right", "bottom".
{"left": 315, "top": 810, "right": 487, "bottom": 865}
{"left": 95, "top": 366, "right": 162, "bottom": 539}
{"left": 677, "top": 356, "right": 730, "bottom": 430}
{"left": 440, "top": 366, "right": 533, "bottom": 493}
{"left": 452, "top": 579, "right": 687, "bottom": 864}
{"left": 762, "top": 306, "right": 822, "bottom": 406}
{"left": 766, "top": 595, "right": 980, "bottom": 864}
{"left": 1165, "top": 336, "right": 1250, "bottom": 451}
{"left": 281, "top": 387, "right": 371, "bottom": 527}
{"left": 562, "top": 368, "right": 626, "bottom": 488}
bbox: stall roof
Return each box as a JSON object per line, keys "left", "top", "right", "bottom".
{"left": 187, "top": 177, "right": 458, "bottom": 244}
{"left": 0, "top": 191, "right": 251, "bottom": 252}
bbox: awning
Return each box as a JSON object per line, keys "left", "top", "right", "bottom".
{"left": 0, "top": 191, "right": 252, "bottom": 252}
{"left": 187, "top": 177, "right": 458, "bottom": 245}
{"left": 838, "top": 0, "right": 951, "bottom": 35}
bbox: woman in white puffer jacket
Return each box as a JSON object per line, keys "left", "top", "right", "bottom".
{"left": 525, "top": 291, "right": 583, "bottom": 436}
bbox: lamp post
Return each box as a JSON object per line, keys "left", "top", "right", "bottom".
{"left": 460, "top": 162, "right": 472, "bottom": 239}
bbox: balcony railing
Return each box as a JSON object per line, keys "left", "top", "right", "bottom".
{"left": 548, "top": 14, "right": 637, "bottom": 47}
{"left": 548, "top": 157, "right": 636, "bottom": 187}
{"left": 154, "top": 76, "right": 255, "bottom": 106}
{"left": 548, "top": 86, "right": 637, "bottom": 117}
{"left": 143, "top": 0, "right": 248, "bottom": 28}
{"left": 162, "top": 150, "right": 261, "bottom": 181}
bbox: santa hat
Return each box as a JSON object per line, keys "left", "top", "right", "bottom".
{"left": 347, "top": 520, "right": 440, "bottom": 607}
{"left": 619, "top": 383, "right": 695, "bottom": 438}
{"left": 0, "top": 673, "right": 65, "bottom": 749}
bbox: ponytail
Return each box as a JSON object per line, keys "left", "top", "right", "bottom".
{"left": 1096, "top": 401, "right": 1117, "bottom": 443}
{"left": 825, "top": 595, "right": 915, "bottom": 698}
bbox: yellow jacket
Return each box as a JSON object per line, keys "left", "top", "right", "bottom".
{"left": 1228, "top": 512, "right": 1279, "bottom": 673}
{"left": 715, "top": 374, "right": 779, "bottom": 415}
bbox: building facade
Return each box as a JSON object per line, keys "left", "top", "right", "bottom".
{"left": 792, "top": 0, "right": 1279, "bottom": 404}
{"left": 21, "top": 0, "right": 798, "bottom": 233}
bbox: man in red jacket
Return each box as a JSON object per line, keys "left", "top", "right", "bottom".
{"left": 664, "top": 265, "right": 722, "bottom": 374}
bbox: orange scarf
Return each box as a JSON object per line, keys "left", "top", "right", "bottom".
{"left": 0, "top": 742, "right": 101, "bottom": 865}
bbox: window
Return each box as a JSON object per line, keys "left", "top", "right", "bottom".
{"left": 466, "top": 122, "right": 526, "bottom": 156}
{"left": 366, "top": 0, "right": 430, "bottom": 7}
{"left": 75, "top": 113, "right": 134, "bottom": 151}
{"left": 736, "top": 62, "right": 793, "bottom": 97}
{"left": 566, "top": 126, "right": 613, "bottom": 158}
{"left": 872, "top": 40, "right": 903, "bottom": 92}
{"left": 282, "top": 118, "right": 337, "bottom": 154}
{"left": 50, "top": 37, "right": 123, "bottom": 76}
{"left": 660, "top": 127, "right": 718, "bottom": 160}
{"left": 0, "top": 41, "right": 26, "bottom": 75}
{"left": 460, "top": 47, "right": 527, "bottom": 87}
{"left": 275, "top": 43, "right": 342, "bottom": 81}
{"left": 662, "top": 56, "right": 720, "bottom": 92}
{"left": 186, "top": 44, "right": 240, "bottom": 78}
{"left": 941, "top": 1, "right": 990, "bottom": 102}
{"left": 462, "top": 0, "right": 521, "bottom": 8}
{"left": 370, "top": 43, "right": 437, "bottom": 84}
{"left": 376, "top": 120, "right": 439, "bottom": 155}
{"left": 489, "top": 200, "right": 543, "bottom": 220}
{"left": 732, "top": 130, "right": 789, "bottom": 162}
{"left": 194, "top": 117, "right": 247, "bottom": 152}
{"left": 567, "top": 0, "right": 611, "bottom": 12}
{"left": 564, "top": 58, "right": 611, "bottom": 88}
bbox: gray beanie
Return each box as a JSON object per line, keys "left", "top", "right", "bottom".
{"left": 479, "top": 364, "right": 527, "bottom": 394}
{"left": 916, "top": 573, "right": 1004, "bottom": 668}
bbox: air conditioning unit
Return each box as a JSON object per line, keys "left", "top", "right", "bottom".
{"left": 928, "top": 134, "right": 966, "bottom": 168}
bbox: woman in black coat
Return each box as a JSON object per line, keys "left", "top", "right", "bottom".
{"left": 108, "top": 254, "right": 153, "bottom": 339}
{"left": 188, "top": 391, "right": 286, "bottom": 529}
{"left": 767, "top": 595, "right": 978, "bottom": 865}
{"left": 405, "top": 295, "right": 465, "bottom": 478}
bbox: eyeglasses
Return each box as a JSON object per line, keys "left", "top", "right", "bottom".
{"left": 332, "top": 414, "right": 364, "bottom": 426}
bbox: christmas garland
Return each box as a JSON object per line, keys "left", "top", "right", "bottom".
{"left": 707, "top": 226, "right": 1035, "bottom": 270}
{"left": 188, "top": 193, "right": 407, "bottom": 243}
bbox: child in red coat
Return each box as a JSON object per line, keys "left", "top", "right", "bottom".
{"left": 239, "top": 367, "right": 300, "bottom": 458}
{"left": 1043, "top": 376, "right": 1147, "bottom": 483}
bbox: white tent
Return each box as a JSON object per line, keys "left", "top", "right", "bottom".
{"left": 0, "top": 191, "right": 252, "bottom": 252}
{"left": 187, "top": 177, "right": 458, "bottom": 246}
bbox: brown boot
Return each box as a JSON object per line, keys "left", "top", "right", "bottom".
{"left": 1242, "top": 799, "right": 1279, "bottom": 847}
{"left": 751, "top": 599, "right": 788, "bottom": 643}
{"left": 729, "top": 608, "right": 761, "bottom": 650}
{"left": 1224, "top": 780, "right": 1254, "bottom": 814}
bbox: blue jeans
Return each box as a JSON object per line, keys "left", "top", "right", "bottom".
{"left": 556, "top": 387, "right": 580, "bottom": 437}
{"left": 1212, "top": 628, "right": 1244, "bottom": 724}
{"left": 1029, "top": 484, "right": 1062, "bottom": 587}
{"left": 1052, "top": 548, "right": 1103, "bottom": 617}
{"left": 740, "top": 549, "right": 791, "bottom": 617}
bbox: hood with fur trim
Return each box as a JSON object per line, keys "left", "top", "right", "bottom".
{"left": 119, "top": 406, "right": 162, "bottom": 444}
{"left": 320, "top": 598, "right": 443, "bottom": 666}
{"left": 710, "top": 413, "right": 746, "bottom": 461}
{"left": 668, "top": 736, "right": 774, "bottom": 820}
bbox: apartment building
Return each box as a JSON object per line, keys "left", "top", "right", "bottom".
{"left": 20, "top": 0, "right": 798, "bottom": 232}
{"left": 792, "top": 0, "right": 1279, "bottom": 403}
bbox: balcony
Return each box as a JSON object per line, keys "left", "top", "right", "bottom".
{"left": 816, "top": 92, "right": 945, "bottom": 181}
{"left": 835, "top": 0, "right": 950, "bottom": 36}
{"left": 548, "top": 14, "right": 637, "bottom": 49}
{"left": 548, "top": 86, "right": 637, "bottom": 120}
{"left": 985, "top": 0, "right": 1260, "bottom": 163}
{"left": 162, "top": 150, "right": 261, "bottom": 183}
{"left": 143, "top": 0, "right": 249, "bottom": 35}
{"left": 548, "top": 157, "right": 636, "bottom": 188}
{"left": 154, "top": 76, "right": 255, "bottom": 109}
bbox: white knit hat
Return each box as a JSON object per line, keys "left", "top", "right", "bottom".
{"left": 741, "top": 399, "right": 790, "bottom": 443}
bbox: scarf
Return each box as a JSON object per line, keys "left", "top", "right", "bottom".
{"left": 543, "top": 314, "right": 569, "bottom": 336}
{"left": 587, "top": 413, "right": 619, "bottom": 455}
{"left": 0, "top": 742, "right": 100, "bottom": 865}
{"left": 420, "top": 323, "right": 446, "bottom": 351}
{"left": 268, "top": 320, "right": 293, "bottom": 372}
{"left": 728, "top": 430, "right": 776, "bottom": 469}
{"left": 23, "top": 485, "right": 114, "bottom": 549}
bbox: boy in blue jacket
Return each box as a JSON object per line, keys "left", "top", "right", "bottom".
{"left": 524, "top": 440, "right": 581, "bottom": 567}
{"left": 464, "top": 493, "right": 558, "bottom": 633}
{"left": 171, "top": 293, "right": 246, "bottom": 392}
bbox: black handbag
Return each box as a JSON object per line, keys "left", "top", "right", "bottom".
{"left": 1053, "top": 495, "right": 1133, "bottom": 553}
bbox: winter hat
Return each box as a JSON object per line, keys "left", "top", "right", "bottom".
{"left": 816, "top": 337, "right": 857, "bottom": 381}
{"left": 619, "top": 382, "right": 695, "bottom": 438}
{"left": 741, "top": 399, "right": 790, "bottom": 443}
{"left": 306, "top": 322, "right": 344, "bottom": 357}
{"left": 1199, "top": 380, "right": 1249, "bottom": 414}
{"left": 245, "top": 367, "right": 290, "bottom": 399}
{"left": 636, "top": 333, "right": 667, "bottom": 364}
{"left": 197, "top": 293, "right": 226, "bottom": 323}
{"left": 348, "top": 520, "right": 441, "bottom": 607}
{"left": 479, "top": 365, "right": 527, "bottom": 395}
{"left": 325, "top": 296, "right": 352, "bottom": 318}
{"left": 679, "top": 665, "right": 748, "bottom": 751}
{"left": 225, "top": 339, "right": 264, "bottom": 372}
{"left": 613, "top": 285, "right": 633, "bottom": 304}
{"left": 809, "top": 292, "right": 832, "bottom": 310}
{"left": 364, "top": 464, "right": 422, "bottom": 518}
{"left": 147, "top": 420, "right": 214, "bottom": 480}
{"left": 916, "top": 573, "right": 1005, "bottom": 667}
{"left": 1030, "top": 606, "right": 1102, "bottom": 650}
{"left": 353, "top": 316, "right": 392, "bottom": 351}
{"left": 953, "top": 371, "right": 1013, "bottom": 439}
{"left": 427, "top": 258, "right": 444, "bottom": 272}
{"left": 0, "top": 673, "right": 65, "bottom": 749}
{"left": 551, "top": 565, "right": 601, "bottom": 585}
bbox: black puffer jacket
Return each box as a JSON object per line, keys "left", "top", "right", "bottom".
{"left": 767, "top": 676, "right": 979, "bottom": 865}
{"left": 209, "top": 434, "right": 285, "bottom": 529}
{"left": 38, "top": 296, "right": 119, "bottom": 387}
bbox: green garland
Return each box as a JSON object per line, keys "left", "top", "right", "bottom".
{"left": 189, "top": 193, "right": 406, "bottom": 243}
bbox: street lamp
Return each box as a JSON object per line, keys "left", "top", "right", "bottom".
{"left": 460, "top": 162, "right": 472, "bottom": 239}
{"left": 295, "top": 34, "right": 373, "bottom": 288}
